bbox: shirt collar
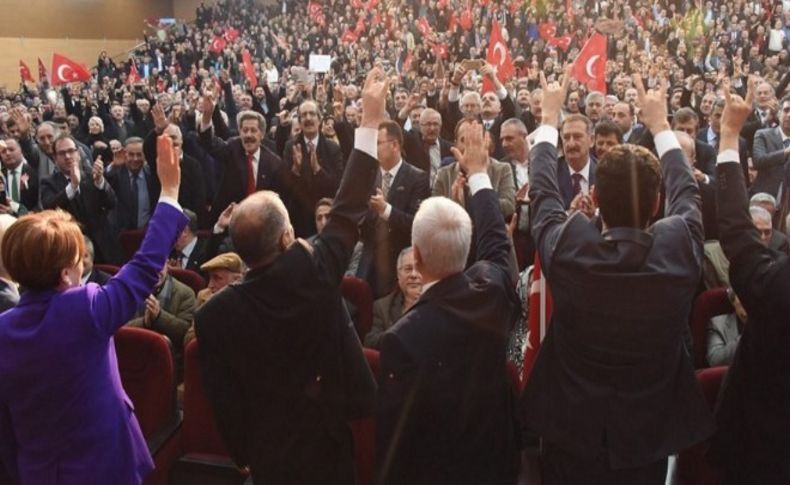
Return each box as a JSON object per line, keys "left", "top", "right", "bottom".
{"left": 381, "top": 159, "right": 403, "bottom": 178}
{"left": 570, "top": 158, "right": 591, "bottom": 181}
{"left": 182, "top": 236, "right": 198, "bottom": 258}
{"left": 303, "top": 134, "right": 320, "bottom": 147}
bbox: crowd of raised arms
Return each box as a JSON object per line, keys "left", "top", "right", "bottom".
{"left": 0, "top": 0, "right": 790, "bottom": 484}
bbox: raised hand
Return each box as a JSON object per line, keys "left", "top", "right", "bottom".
{"left": 201, "top": 90, "right": 216, "bottom": 128}
{"left": 720, "top": 77, "right": 755, "bottom": 139}
{"left": 450, "top": 121, "right": 489, "bottom": 176}
{"left": 9, "top": 108, "right": 30, "bottom": 137}
{"left": 633, "top": 73, "right": 670, "bottom": 135}
{"left": 157, "top": 134, "right": 181, "bottom": 200}
{"left": 291, "top": 144, "right": 303, "bottom": 176}
{"left": 69, "top": 160, "right": 81, "bottom": 190}
{"left": 92, "top": 157, "right": 105, "bottom": 186}
{"left": 539, "top": 66, "right": 571, "bottom": 128}
{"left": 360, "top": 67, "right": 390, "bottom": 129}
{"left": 152, "top": 103, "right": 169, "bottom": 134}
{"left": 216, "top": 202, "right": 236, "bottom": 231}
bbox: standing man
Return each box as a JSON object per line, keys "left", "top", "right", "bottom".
{"left": 520, "top": 72, "right": 713, "bottom": 483}
{"left": 194, "top": 68, "right": 388, "bottom": 484}
{"left": 709, "top": 80, "right": 790, "bottom": 483}
{"left": 106, "top": 137, "right": 159, "bottom": 231}
{"left": 376, "top": 121, "right": 520, "bottom": 484}
{"left": 557, "top": 114, "right": 597, "bottom": 210}
{"left": 0, "top": 138, "right": 38, "bottom": 214}
{"left": 751, "top": 94, "right": 790, "bottom": 198}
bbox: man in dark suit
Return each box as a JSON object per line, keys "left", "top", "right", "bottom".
{"left": 402, "top": 108, "right": 453, "bottom": 186}
{"left": 740, "top": 81, "right": 778, "bottom": 153}
{"left": 102, "top": 104, "right": 135, "bottom": 143}
{"left": 521, "top": 74, "right": 713, "bottom": 483}
{"left": 357, "top": 120, "right": 430, "bottom": 298}
{"left": 198, "top": 102, "right": 285, "bottom": 227}
{"left": 40, "top": 135, "right": 121, "bottom": 264}
{"left": 708, "top": 83, "right": 790, "bottom": 483}
{"left": 676, "top": 131, "right": 719, "bottom": 240}
{"left": 80, "top": 236, "right": 111, "bottom": 286}
{"left": 281, "top": 100, "right": 345, "bottom": 237}
{"left": 106, "top": 137, "right": 159, "bottom": 230}
{"left": 0, "top": 138, "right": 38, "bottom": 214}
{"left": 194, "top": 68, "right": 388, "bottom": 484}
{"left": 557, "top": 114, "right": 597, "bottom": 209}
{"left": 751, "top": 95, "right": 790, "bottom": 198}
{"left": 698, "top": 98, "right": 750, "bottom": 182}
{"left": 168, "top": 209, "right": 208, "bottom": 272}
{"left": 672, "top": 107, "right": 716, "bottom": 181}
{"left": 612, "top": 101, "right": 646, "bottom": 144}
{"left": 376, "top": 120, "right": 520, "bottom": 485}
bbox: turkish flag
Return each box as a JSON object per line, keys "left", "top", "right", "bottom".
{"left": 37, "top": 58, "right": 48, "bottom": 82}
{"left": 438, "top": 0, "right": 449, "bottom": 8}
{"left": 341, "top": 29, "right": 359, "bottom": 44}
{"left": 224, "top": 27, "right": 240, "bottom": 42}
{"left": 571, "top": 32, "right": 607, "bottom": 93}
{"left": 522, "top": 254, "right": 553, "bottom": 385}
{"left": 431, "top": 42, "right": 449, "bottom": 60}
{"left": 566, "top": 0, "right": 575, "bottom": 23}
{"left": 366, "top": 0, "right": 379, "bottom": 8}
{"left": 308, "top": 2, "right": 325, "bottom": 27}
{"left": 460, "top": 8, "right": 473, "bottom": 30}
{"left": 50, "top": 53, "right": 92, "bottom": 85}
{"left": 351, "top": 0, "right": 363, "bottom": 8}
{"left": 448, "top": 11, "right": 457, "bottom": 32}
{"left": 210, "top": 35, "right": 227, "bottom": 53}
{"left": 128, "top": 61, "right": 141, "bottom": 84}
{"left": 538, "top": 21, "right": 556, "bottom": 41}
{"left": 19, "top": 60, "right": 34, "bottom": 84}
{"left": 482, "top": 19, "right": 515, "bottom": 93}
{"left": 417, "top": 17, "right": 432, "bottom": 37}
{"left": 548, "top": 34, "right": 573, "bottom": 51}
{"left": 242, "top": 49, "right": 258, "bottom": 89}
{"left": 355, "top": 15, "right": 366, "bottom": 35}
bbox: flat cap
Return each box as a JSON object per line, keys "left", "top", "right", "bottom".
{"left": 200, "top": 252, "right": 244, "bottom": 273}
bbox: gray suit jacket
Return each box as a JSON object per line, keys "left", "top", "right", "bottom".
{"left": 363, "top": 290, "right": 404, "bottom": 349}
{"left": 521, "top": 135, "right": 713, "bottom": 468}
{"left": 752, "top": 126, "right": 789, "bottom": 197}
{"left": 707, "top": 313, "right": 740, "bottom": 367}
{"left": 432, "top": 159, "right": 515, "bottom": 219}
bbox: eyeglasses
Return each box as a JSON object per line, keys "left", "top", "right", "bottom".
{"left": 398, "top": 265, "right": 417, "bottom": 274}
{"left": 55, "top": 147, "right": 79, "bottom": 158}
{"left": 377, "top": 138, "right": 395, "bottom": 146}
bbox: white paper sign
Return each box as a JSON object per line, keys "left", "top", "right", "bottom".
{"left": 309, "top": 55, "right": 332, "bottom": 73}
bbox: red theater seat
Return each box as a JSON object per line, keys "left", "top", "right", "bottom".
{"left": 351, "top": 348, "right": 380, "bottom": 485}
{"left": 341, "top": 276, "right": 374, "bottom": 340}
{"left": 94, "top": 264, "right": 120, "bottom": 276}
{"left": 169, "top": 268, "right": 207, "bottom": 294}
{"left": 690, "top": 288, "right": 733, "bottom": 368}
{"left": 119, "top": 229, "right": 147, "bottom": 262}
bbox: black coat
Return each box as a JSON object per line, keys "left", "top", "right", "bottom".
{"left": 376, "top": 188, "right": 520, "bottom": 485}
{"left": 709, "top": 161, "right": 790, "bottom": 481}
{"left": 402, "top": 131, "right": 454, "bottom": 173}
{"left": 2, "top": 163, "right": 39, "bottom": 213}
{"left": 106, "top": 165, "right": 159, "bottom": 231}
{"left": 195, "top": 148, "right": 379, "bottom": 483}
{"left": 521, "top": 139, "right": 713, "bottom": 469}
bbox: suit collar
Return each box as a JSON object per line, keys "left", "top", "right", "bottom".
{"left": 602, "top": 226, "right": 653, "bottom": 247}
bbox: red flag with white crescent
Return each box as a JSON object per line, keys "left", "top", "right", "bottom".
{"left": 417, "top": 17, "right": 432, "bottom": 37}
{"left": 224, "top": 27, "right": 240, "bottom": 42}
{"left": 341, "top": 29, "right": 359, "bottom": 45}
{"left": 522, "top": 254, "right": 553, "bottom": 384}
{"left": 242, "top": 49, "right": 258, "bottom": 89}
{"left": 308, "top": 2, "right": 326, "bottom": 27}
{"left": 482, "top": 19, "right": 514, "bottom": 93}
{"left": 19, "top": 60, "right": 34, "bottom": 84}
{"left": 210, "top": 35, "right": 227, "bottom": 54}
{"left": 548, "top": 34, "right": 573, "bottom": 51}
{"left": 51, "top": 53, "right": 92, "bottom": 85}
{"left": 538, "top": 21, "right": 556, "bottom": 41}
{"left": 37, "top": 58, "right": 48, "bottom": 82}
{"left": 571, "top": 32, "right": 607, "bottom": 93}
{"left": 128, "top": 61, "right": 141, "bottom": 84}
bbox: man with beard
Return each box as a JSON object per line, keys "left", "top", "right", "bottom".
{"left": 199, "top": 101, "right": 285, "bottom": 227}
{"left": 281, "top": 100, "right": 345, "bottom": 236}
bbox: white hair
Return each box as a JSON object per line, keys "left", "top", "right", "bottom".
{"left": 749, "top": 192, "right": 777, "bottom": 210}
{"left": 411, "top": 197, "right": 472, "bottom": 277}
{"left": 89, "top": 116, "right": 104, "bottom": 132}
{"left": 749, "top": 206, "right": 772, "bottom": 225}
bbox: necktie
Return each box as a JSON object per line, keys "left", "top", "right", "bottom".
{"left": 784, "top": 138, "right": 790, "bottom": 149}
{"left": 382, "top": 171, "right": 393, "bottom": 199}
{"left": 246, "top": 152, "right": 256, "bottom": 196}
{"left": 131, "top": 173, "right": 140, "bottom": 228}
{"left": 9, "top": 170, "right": 19, "bottom": 203}
{"left": 711, "top": 135, "right": 719, "bottom": 152}
{"left": 571, "top": 173, "right": 583, "bottom": 198}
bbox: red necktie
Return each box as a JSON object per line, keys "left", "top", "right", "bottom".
{"left": 246, "top": 152, "right": 256, "bottom": 196}
{"left": 571, "top": 173, "right": 582, "bottom": 198}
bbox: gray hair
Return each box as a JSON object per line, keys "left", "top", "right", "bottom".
{"left": 501, "top": 118, "right": 528, "bottom": 135}
{"left": 460, "top": 91, "right": 481, "bottom": 105}
{"left": 236, "top": 110, "right": 267, "bottom": 133}
{"left": 36, "top": 121, "right": 60, "bottom": 138}
{"left": 749, "top": 192, "right": 777, "bottom": 210}
{"left": 396, "top": 246, "right": 414, "bottom": 269}
{"left": 749, "top": 206, "right": 772, "bottom": 226}
{"left": 412, "top": 197, "right": 472, "bottom": 277}
{"left": 585, "top": 91, "right": 605, "bottom": 104}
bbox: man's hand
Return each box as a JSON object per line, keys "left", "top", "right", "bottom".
{"left": 451, "top": 64, "right": 467, "bottom": 86}
{"left": 450, "top": 172, "right": 467, "bottom": 204}
{"left": 291, "top": 144, "right": 303, "bottom": 176}
{"left": 69, "top": 161, "right": 81, "bottom": 190}
{"left": 144, "top": 295, "right": 161, "bottom": 325}
{"left": 516, "top": 183, "right": 530, "bottom": 204}
{"left": 720, "top": 78, "right": 754, "bottom": 141}
{"left": 539, "top": 67, "right": 570, "bottom": 128}
{"left": 157, "top": 134, "right": 181, "bottom": 200}
{"left": 201, "top": 91, "right": 216, "bottom": 128}
{"left": 693, "top": 168, "right": 708, "bottom": 183}
{"left": 450, "top": 122, "right": 489, "bottom": 176}
{"left": 92, "top": 157, "right": 105, "bottom": 186}
{"left": 369, "top": 188, "right": 387, "bottom": 215}
{"left": 277, "top": 110, "right": 291, "bottom": 126}
{"left": 152, "top": 103, "right": 169, "bottom": 134}
{"left": 9, "top": 108, "right": 30, "bottom": 137}
{"left": 308, "top": 144, "right": 320, "bottom": 174}
{"left": 360, "top": 67, "right": 389, "bottom": 129}
{"left": 480, "top": 63, "right": 497, "bottom": 82}
{"left": 633, "top": 73, "right": 670, "bottom": 135}
{"left": 215, "top": 202, "right": 236, "bottom": 232}
{"left": 569, "top": 192, "right": 596, "bottom": 218}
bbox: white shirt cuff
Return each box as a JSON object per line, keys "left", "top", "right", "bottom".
{"left": 94, "top": 178, "right": 106, "bottom": 190}
{"left": 9, "top": 201, "right": 20, "bottom": 213}
{"left": 654, "top": 130, "right": 681, "bottom": 158}
{"left": 468, "top": 173, "right": 493, "bottom": 195}
{"left": 448, "top": 86, "right": 460, "bottom": 102}
{"left": 354, "top": 127, "right": 378, "bottom": 159}
{"left": 199, "top": 119, "right": 213, "bottom": 133}
{"left": 533, "top": 125, "right": 559, "bottom": 147}
{"left": 381, "top": 203, "right": 392, "bottom": 220}
{"left": 158, "top": 196, "right": 182, "bottom": 210}
{"left": 496, "top": 85, "right": 508, "bottom": 100}
{"left": 66, "top": 183, "right": 78, "bottom": 199}
{"left": 716, "top": 149, "right": 740, "bottom": 165}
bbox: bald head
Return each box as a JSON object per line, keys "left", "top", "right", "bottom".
{"left": 229, "top": 191, "right": 294, "bottom": 269}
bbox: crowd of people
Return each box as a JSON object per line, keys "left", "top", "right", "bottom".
{"left": 0, "top": 0, "right": 790, "bottom": 483}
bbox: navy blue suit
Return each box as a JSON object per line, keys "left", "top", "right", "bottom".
{"left": 557, "top": 156, "right": 597, "bottom": 209}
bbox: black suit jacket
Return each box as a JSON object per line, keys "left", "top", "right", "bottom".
{"left": 557, "top": 156, "right": 597, "bottom": 209}
{"left": 521, "top": 137, "right": 713, "bottom": 468}
{"left": 402, "top": 131, "right": 453, "bottom": 173}
{"left": 709, "top": 161, "right": 790, "bottom": 479}
{"left": 281, "top": 135, "right": 344, "bottom": 237}
{"left": 751, "top": 126, "right": 788, "bottom": 197}
{"left": 198, "top": 129, "right": 285, "bottom": 226}
{"left": 40, "top": 171, "right": 121, "bottom": 264}
{"left": 697, "top": 128, "right": 750, "bottom": 183}
{"left": 195, "top": 148, "right": 379, "bottom": 483}
{"left": 358, "top": 162, "right": 430, "bottom": 297}
{"left": 106, "top": 165, "right": 159, "bottom": 230}
{"left": 447, "top": 92, "right": 516, "bottom": 158}
{"left": 376, "top": 187, "right": 520, "bottom": 485}
{"left": 2, "top": 163, "right": 39, "bottom": 213}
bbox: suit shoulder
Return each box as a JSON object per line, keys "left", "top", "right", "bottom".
{"left": 400, "top": 161, "right": 427, "bottom": 177}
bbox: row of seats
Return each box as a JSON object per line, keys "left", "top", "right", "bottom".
{"left": 95, "top": 264, "right": 207, "bottom": 295}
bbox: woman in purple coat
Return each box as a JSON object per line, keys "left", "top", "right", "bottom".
{"left": 0, "top": 134, "right": 187, "bottom": 484}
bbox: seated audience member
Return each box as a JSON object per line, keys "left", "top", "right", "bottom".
{"left": 183, "top": 252, "right": 244, "bottom": 347}
{"left": 127, "top": 263, "right": 197, "bottom": 379}
{"left": 169, "top": 209, "right": 208, "bottom": 271}
{"left": 81, "top": 236, "right": 111, "bottom": 285}
{"left": 307, "top": 197, "right": 363, "bottom": 275}
{"left": 433, "top": 118, "right": 515, "bottom": 219}
{"left": 749, "top": 204, "right": 789, "bottom": 254}
{"left": 707, "top": 288, "right": 747, "bottom": 367}
{"left": 0, "top": 214, "right": 18, "bottom": 313}
{"left": 363, "top": 246, "right": 422, "bottom": 349}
